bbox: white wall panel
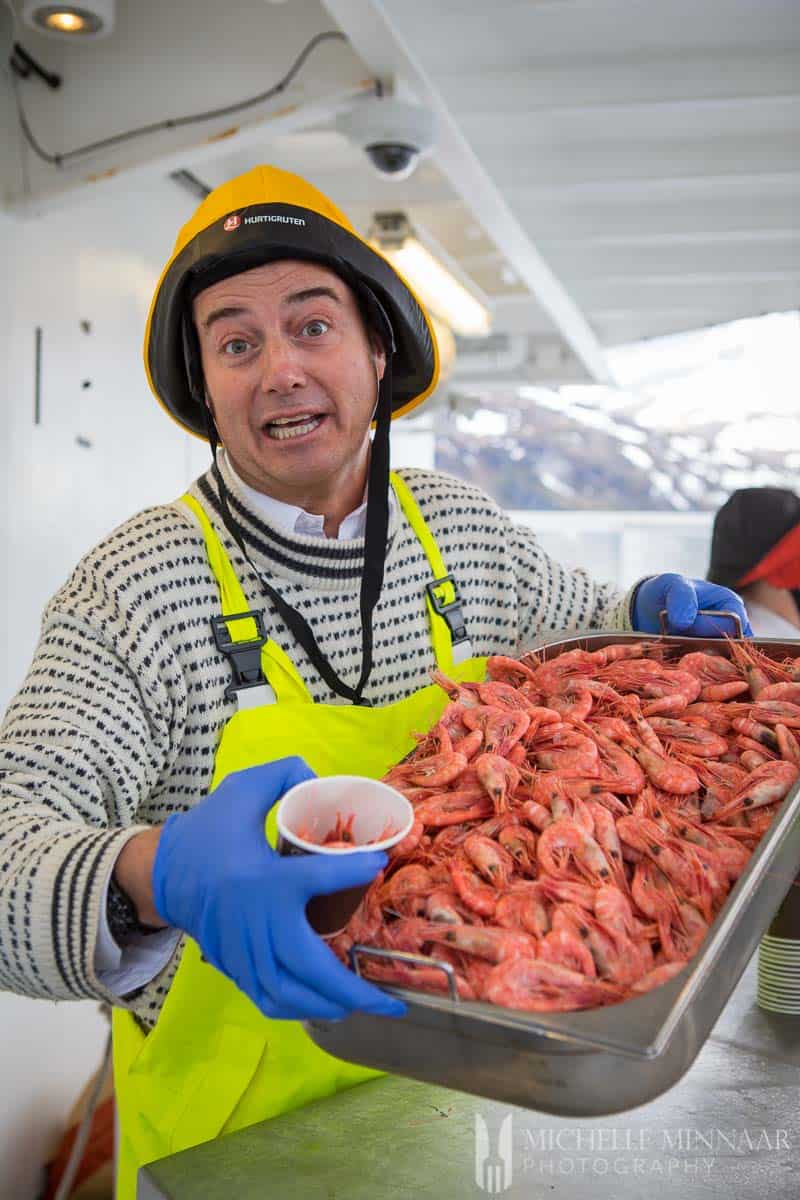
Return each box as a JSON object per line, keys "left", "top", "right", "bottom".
{"left": 0, "top": 176, "right": 199, "bottom": 1198}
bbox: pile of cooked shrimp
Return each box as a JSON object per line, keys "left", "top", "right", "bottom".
{"left": 330, "top": 639, "right": 800, "bottom": 1014}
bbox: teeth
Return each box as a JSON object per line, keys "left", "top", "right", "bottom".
{"left": 270, "top": 415, "right": 314, "bottom": 426}
{"left": 267, "top": 416, "right": 323, "bottom": 441}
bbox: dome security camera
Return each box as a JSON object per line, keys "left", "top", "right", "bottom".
{"left": 336, "top": 94, "right": 436, "bottom": 180}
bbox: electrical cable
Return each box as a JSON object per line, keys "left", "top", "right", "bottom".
{"left": 52, "top": 1031, "right": 112, "bottom": 1200}
{"left": 10, "top": 28, "right": 349, "bottom": 167}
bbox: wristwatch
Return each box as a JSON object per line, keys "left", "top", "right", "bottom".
{"left": 107, "top": 873, "right": 163, "bottom": 941}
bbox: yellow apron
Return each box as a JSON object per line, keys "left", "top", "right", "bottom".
{"left": 112, "top": 473, "right": 488, "bottom": 1197}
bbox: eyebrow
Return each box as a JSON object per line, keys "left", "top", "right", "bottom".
{"left": 200, "top": 286, "right": 343, "bottom": 332}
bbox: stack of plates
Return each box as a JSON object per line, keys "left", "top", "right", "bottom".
{"left": 757, "top": 935, "right": 800, "bottom": 1014}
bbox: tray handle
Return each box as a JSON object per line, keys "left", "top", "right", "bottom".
{"left": 349, "top": 943, "right": 460, "bottom": 1003}
{"left": 658, "top": 607, "right": 744, "bottom": 638}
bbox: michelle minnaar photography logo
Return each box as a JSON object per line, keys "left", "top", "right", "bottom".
{"left": 472, "top": 1111, "right": 792, "bottom": 1194}
{"left": 475, "top": 1113, "right": 514, "bottom": 1194}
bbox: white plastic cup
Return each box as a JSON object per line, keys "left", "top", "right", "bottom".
{"left": 276, "top": 775, "right": 413, "bottom": 937}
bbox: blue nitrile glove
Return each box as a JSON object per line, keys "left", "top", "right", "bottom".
{"left": 632, "top": 573, "right": 753, "bottom": 638}
{"left": 152, "top": 757, "right": 405, "bottom": 1022}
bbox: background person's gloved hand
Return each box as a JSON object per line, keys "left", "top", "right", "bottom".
{"left": 631, "top": 573, "right": 753, "bottom": 638}
{"left": 152, "top": 757, "right": 406, "bottom": 1022}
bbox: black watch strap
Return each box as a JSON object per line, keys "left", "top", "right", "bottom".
{"left": 107, "top": 874, "right": 163, "bottom": 940}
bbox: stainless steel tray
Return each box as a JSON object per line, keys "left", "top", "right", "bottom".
{"left": 305, "top": 630, "right": 800, "bottom": 1116}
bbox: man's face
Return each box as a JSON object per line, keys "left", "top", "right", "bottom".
{"left": 192, "top": 259, "right": 386, "bottom": 504}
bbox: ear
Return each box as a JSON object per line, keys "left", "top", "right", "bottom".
{"left": 370, "top": 332, "right": 387, "bottom": 382}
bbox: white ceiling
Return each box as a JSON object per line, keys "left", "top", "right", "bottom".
{"left": 2, "top": 0, "right": 799, "bottom": 383}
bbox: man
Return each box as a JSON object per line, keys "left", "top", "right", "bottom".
{"left": 0, "top": 165, "right": 750, "bottom": 1195}
{"left": 708, "top": 487, "right": 800, "bottom": 638}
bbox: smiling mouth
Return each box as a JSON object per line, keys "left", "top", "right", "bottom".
{"left": 264, "top": 414, "right": 326, "bottom": 441}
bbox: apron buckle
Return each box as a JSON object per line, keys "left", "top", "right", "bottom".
{"left": 425, "top": 574, "right": 471, "bottom": 654}
{"left": 211, "top": 611, "right": 270, "bottom": 703}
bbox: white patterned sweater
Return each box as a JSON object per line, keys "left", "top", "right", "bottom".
{"left": 0, "top": 466, "right": 633, "bottom": 1028}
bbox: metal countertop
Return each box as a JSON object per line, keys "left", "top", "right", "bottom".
{"left": 138, "top": 956, "right": 800, "bottom": 1200}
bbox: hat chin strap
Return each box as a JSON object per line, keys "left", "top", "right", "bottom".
{"left": 197, "top": 352, "right": 394, "bottom": 708}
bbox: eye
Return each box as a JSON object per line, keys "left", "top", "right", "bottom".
{"left": 302, "top": 319, "right": 329, "bottom": 338}
{"left": 222, "top": 338, "right": 251, "bottom": 357}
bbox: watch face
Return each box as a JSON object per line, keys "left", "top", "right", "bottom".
{"left": 108, "top": 876, "right": 140, "bottom": 940}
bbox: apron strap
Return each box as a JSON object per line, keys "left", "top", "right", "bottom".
{"left": 182, "top": 474, "right": 473, "bottom": 699}
{"left": 389, "top": 472, "right": 474, "bottom": 672}
{"left": 181, "top": 494, "right": 309, "bottom": 707}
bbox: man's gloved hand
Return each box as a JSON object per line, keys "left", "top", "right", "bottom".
{"left": 632, "top": 573, "right": 752, "bottom": 638}
{"left": 152, "top": 757, "right": 406, "bottom": 1022}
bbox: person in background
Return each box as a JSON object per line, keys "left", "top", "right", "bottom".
{"left": 707, "top": 487, "right": 800, "bottom": 639}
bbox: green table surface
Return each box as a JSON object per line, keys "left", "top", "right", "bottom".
{"left": 138, "top": 957, "right": 800, "bottom": 1200}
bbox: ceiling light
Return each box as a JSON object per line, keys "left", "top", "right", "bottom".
{"left": 22, "top": 0, "right": 115, "bottom": 38}
{"left": 370, "top": 212, "right": 491, "bottom": 339}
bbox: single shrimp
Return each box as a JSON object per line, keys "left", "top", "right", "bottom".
{"left": 647, "top": 717, "right": 729, "bottom": 759}
{"left": 413, "top": 791, "right": 495, "bottom": 828}
{"left": 714, "top": 760, "right": 800, "bottom": 820}
{"left": 485, "top": 655, "right": 537, "bottom": 686}
{"left": 776, "top": 723, "right": 800, "bottom": 766}
{"left": 629, "top": 960, "right": 689, "bottom": 994}
{"left": 385, "top": 749, "right": 469, "bottom": 789}
{"left": 533, "top": 729, "right": 600, "bottom": 775}
{"left": 463, "top": 705, "right": 531, "bottom": 756}
{"left": 497, "top": 824, "right": 539, "bottom": 876}
{"left": 495, "top": 882, "right": 550, "bottom": 937}
{"left": 539, "top": 925, "right": 597, "bottom": 977}
{"left": 584, "top": 801, "right": 628, "bottom": 891}
{"left": 756, "top": 682, "right": 800, "bottom": 704}
{"left": 484, "top": 958, "right": 624, "bottom": 1012}
{"left": 731, "top": 715, "right": 779, "bottom": 749}
{"left": 462, "top": 832, "right": 517, "bottom": 889}
{"left": 450, "top": 849, "right": 498, "bottom": 918}
{"left": 362, "top": 958, "right": 476, "bottom": 1000}
{"left": 424, "top": 921, "right": 538, "bottom": 964}
{"left": 379, "top": 864, "right": 434, "bottom": 916}
{"left": 520, "top": 798, "right": 554, "bottom": 832}
{"left": 474, "top": 753, "right": 521, "bottom": 814}
{"left": 629, "top": 742, "right": 701, "bottom": 795}
{"left": 424, "top": 888, "right": 464, "bottom": 924}
{"left": 537, "top": 818, "right": 614, "bottom": 884}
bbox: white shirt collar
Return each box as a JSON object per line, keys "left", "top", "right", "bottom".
{"left": 218, "top": 449, "right": 396, "bottom": 541}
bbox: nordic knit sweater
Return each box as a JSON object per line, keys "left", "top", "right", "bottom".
{"left": 0, "top": 465, "right": 633, "bottom": 1029}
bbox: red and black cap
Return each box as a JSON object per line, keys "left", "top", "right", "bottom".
{"left": 707, "top": 487, "right": 800, "bottom": 591}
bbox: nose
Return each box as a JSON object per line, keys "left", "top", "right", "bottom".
{"left": 259, "top": 334, "right": 307, "bottom": 394}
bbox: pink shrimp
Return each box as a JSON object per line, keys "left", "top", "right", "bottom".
{"left": 495, "top": 882, "right": 550, "bottom": 937}
{"left": 537, "top": 818, "right": 614, "bottom": 884}
{"left": 462, "top": 832, "right": 517, "bottom": 889}
{"left": 484, "top": 958, "right": 623, "bottom": 1013}
{"left": 538, "top": 926, "right": 597, "bottom": 978}
{"left": 485, "top": 655, "right": 537, "bottom": 687}
{"left": 385, "top": 749, "right": 469, "bottom": 789}
{"left": 629, "top": 960, "right": 689, "bottom": 994}
{"left": 462, "top": 705, "right": 531, "bottom": 756}
{"left": 386, "top": 817, "right": 425, "bottom": 862}
{"left": 533, "top": 728, "right": 600, "bottom": 775}
{"left": 497, "top": 824, "right": 539, "bottom": 876}
{"left": 474, "top": 753, "right": 520, "bottom": 814}
{"left": 423, "top": 921, "right": 538, "bottom": 964}
{"left": 362, "top": 958, "right": 476, "bottom": 1000}
{"left": 584, "top": 801, "right": 628, "bottom": 891}
{"left": 413, "top": 791, "right": 494, "bottom": 828}
{"left": 379, "top": 864, "right": 434, "bottom": 916}
{"left": 450, "top": 849, "right": 498, "bottom": 918}
{"left": 714, "top": 760, "right": 800, "bottom": 820}
{"left": 776, "top": 723, "right": 800, "bottom": 766}
{"left": 647, "top": 717, "right": 729, "bottom": 759}
{"left": 629, "top": 742, "right": 701, "bottom": 795}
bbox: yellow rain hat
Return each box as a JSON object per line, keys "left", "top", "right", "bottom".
{"left": 143, "top": 164, "right": 439, "bottom": 437}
